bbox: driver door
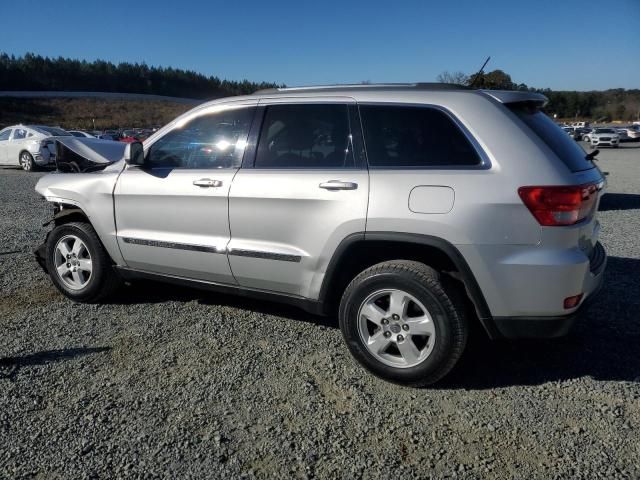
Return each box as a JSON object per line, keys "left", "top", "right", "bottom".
{"left": 114, "top": 101, "right": 257, "bottom": 283}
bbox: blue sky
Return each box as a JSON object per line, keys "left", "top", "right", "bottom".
{"left": 2, "top": 0, "right": 638, "bottom": 90}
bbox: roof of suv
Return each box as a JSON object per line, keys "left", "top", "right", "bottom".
{"left": 254, "top": 83, "right": 470, "bottom": 94}
{"left": 252, "top": 83, "right": 548, "bottom": 106}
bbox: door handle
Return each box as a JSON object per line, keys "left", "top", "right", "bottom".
{"left": 193, "top": 178, "right": 223, "bottom": 188}
{"left": 319, "top": 180, "right": 358, "bottom": 191}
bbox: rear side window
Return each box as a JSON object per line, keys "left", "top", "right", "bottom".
{"left": 0, "top": 130, "right": 11, "bottom": 141}
{"left": 509, "top": 104, "right": 593, "bottom": 172}
{"left": 359, "top": 105, "right": 481, "bottom": 168}
{"left": 255, "top": 104, "right": 354, "bottom": 168}
{"left": 13, "top": 128, "right": 27, "bottom": 140}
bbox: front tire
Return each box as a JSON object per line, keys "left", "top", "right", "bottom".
{"left": 20, "top": 151, "right": 35, "bottom": 171}
{"left": 45, "top": 221, "right": 121, "bottom": 302}
{"left": 339, "top": 260, "right": 468, "bottom": 387}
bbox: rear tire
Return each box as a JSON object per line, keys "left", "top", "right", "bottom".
{"left": 339, "top": 260, "right": 468, "bottom": 387}
{"left": 45, "top": 221, "right": 121, "bottom": 302}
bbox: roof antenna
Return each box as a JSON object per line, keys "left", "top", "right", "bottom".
{"left": 469, "top": 56, "right": 491, "bottom": 88}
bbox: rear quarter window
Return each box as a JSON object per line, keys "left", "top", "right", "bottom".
{"left": 359, "top": 105, "right": 481, "bottom": 168}
{"left": 509, "top": 103, "right": 594, "bottom": 172}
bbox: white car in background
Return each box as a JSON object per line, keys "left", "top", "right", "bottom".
{"left": 0, "top": 125, "right": 72, "bottom": 171}
{"left": 587, "top": 128, "right": 620, "bottom": 148}
{"left": 623, "top": 125, "right": 640, "bottom": 140}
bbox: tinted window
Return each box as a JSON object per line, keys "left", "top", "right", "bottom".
{"left": 70, "top": 131, "right": 85, "bottom": 138}
{"left": 360, "top": 105, "right": 481, "bottom": 168}
{"left": 0, "top": 129, "right": 11, "bottom": 141}
{"left": 147, "top": 107, "right": 255, "bottom": 169}
{"left": 13, "top": 128, "right": 27, "bottom": 140}
{"left": 255, "top": 104, "right": 354, "bottom": 168}
{"left": 509, "top": 104, "right": 593, "bottom": 172}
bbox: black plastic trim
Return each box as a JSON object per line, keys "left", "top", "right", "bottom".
{"left": 317, "top": 231, "right": 498, "bottom": 338}
{"left": 589, "top": 242, "right": 606, "bottom": 275}
{"left": 492, "top": 314, "right": 577, "bottom": 339}
{"left": 115, "top": 266, "right": 324, "bottom": 314}
{"left": 240, "top": 106, "right": 265, "bottom": 169}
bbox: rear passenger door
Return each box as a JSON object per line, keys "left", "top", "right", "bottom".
{"left": 228, "top": 99, "right": 369, "bottom": 298}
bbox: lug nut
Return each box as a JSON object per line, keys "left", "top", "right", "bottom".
{"left": 67, "top": 254, "right": 71, "bottom": 259}
{"left": 392, "top": 314, "right": 399, "bottom": 320}
{"left": 397, "top": 334, "right": 404, "bottom": 342}
{"left": 384, "top": 331, "right": 391, "bottom": 338}
{"left": 66, "top": 263, "right": 71, "bottom": 268}
{"left": 402, "top": 324, "right": 409, "bottom": 331}
{"left": 381, "top": 318, "right": 389, "bottom": 325}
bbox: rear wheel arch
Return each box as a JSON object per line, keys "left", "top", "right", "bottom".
{"left": 318, "top": 232, "right": 496, "bottom": 337}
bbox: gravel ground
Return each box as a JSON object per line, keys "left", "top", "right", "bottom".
{"left": 1, "top": 144, "right": 639, "bottom": 479}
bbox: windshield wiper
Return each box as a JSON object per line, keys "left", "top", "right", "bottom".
{"left": 586, "top": 149, "right": 599, "bottom": 161}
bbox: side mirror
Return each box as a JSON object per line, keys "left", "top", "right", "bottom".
{"left": 124, "top": 141, "right": 145, "bottom": 166}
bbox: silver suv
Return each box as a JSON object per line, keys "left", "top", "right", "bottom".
{"left": 34, "top": 84, "right": 607, "bottom": 386}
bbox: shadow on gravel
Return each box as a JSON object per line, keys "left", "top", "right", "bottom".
{"left": 443, "top": 256, "right": 640, "bottom": 389}
{"left": 109, "top": 282, "right": 338, "bottom": 329}
{"left": 0, "top": 347, "right": 111, "bottom": 381}
{"left": 599, "top": 193, "right": 640, "bottom": 211}
{"left": 104, "top": 256, "right": 639, "bottom": 389}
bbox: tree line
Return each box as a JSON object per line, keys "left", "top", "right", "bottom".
{"left": 1, "top": 53, "right": 637, "bottom": 121}
{"left": 0, "top": 53, "right": 280, "bottom": 100}
{"left": 438, "top": 69, "right": 640, "bottom": 122}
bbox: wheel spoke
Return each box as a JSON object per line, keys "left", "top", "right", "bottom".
{"left": 367, "top": 331, "right": 391, "bottom": 354}
{"left": 406, "top": 316, "right": 435, "bottom": 336}
{"left": 56, "top": 263, "right": 68, "bottom": 277}
{"left": 77, "top": 259, "right": 92, "bottom": 273}
{"left": 360, "top": 302, "right": 386, "bottom": 326}
{"left": 388, "top": 290, "right": 407, "bottom": 317}
{"left": 397, "top": 338, "right": 421, "bottom": 364}
{"left": 57, "top": 240, "right": 71, "bottom": 258}
{"left": 71, "top": 239, "right": 83, "bottom": 255}
{"left": 71, "top": 270, "right": 82, "bottom": 286}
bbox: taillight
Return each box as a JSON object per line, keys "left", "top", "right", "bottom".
{"left": 518, "top": 183, "right": 598, "bottom": 226}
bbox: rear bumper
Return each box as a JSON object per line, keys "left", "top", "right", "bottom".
{"left": 491, "top": 279, "right": 603, "bottom": 338}
{"left": 487, "top": 242, "right": 606, "bottom": 339}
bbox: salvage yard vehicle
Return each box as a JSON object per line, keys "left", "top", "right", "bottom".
{"left": 0, "top": 124, "right": 71, "bottom": 171}
{"left": 34, "top": 84, "right": 607, "bottom": 386}
{"left": 588, "top": 128, "right": 620, "bottom": 148}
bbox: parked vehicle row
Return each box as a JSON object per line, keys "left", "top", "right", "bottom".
{"left": 0, "top": 125, "right": 72, "bottom": 171}
{"left": 0, "top": 124, "right": 165, "bottom": 170}
{"left": 559, "top": 121, "right": 640, "bottom": 145}
{"left": 33, "top": 84, "right": 607, "bottom": 386}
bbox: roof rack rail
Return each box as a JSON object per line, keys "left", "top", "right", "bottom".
{"left": 253, "top": 82, "right": 470, "bottom": 95}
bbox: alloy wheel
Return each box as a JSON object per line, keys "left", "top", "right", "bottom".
{"left": 53, "top": 235, "right": 93, "bottom": 290}
{"left": 20, "top": 152, "right": 32, "bottom": 171}
{"left": 357, "top": 289, "right": 436, "bottom": 368}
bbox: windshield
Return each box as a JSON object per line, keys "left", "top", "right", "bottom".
{"left": 34, "top": 126, "right": 72, "bottom": 136}
{"left": 595, "top": 128, "right": 615, "bottom": 134}
{"left": 508, "top": 103, "right": 594, "bottom": 172}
